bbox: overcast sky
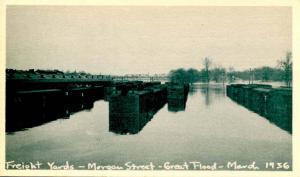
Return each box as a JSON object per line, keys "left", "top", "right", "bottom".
{"left": 6, "top": 6, "right": 291, "bottom": 75}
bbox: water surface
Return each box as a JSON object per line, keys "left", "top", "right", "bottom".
{"left": 6, "top": 84, "right": 292, "bottom": 170}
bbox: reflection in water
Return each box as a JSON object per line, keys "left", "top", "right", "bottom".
{"left": 197, "top": 83, "right": 226, "bottom": 106}
{"left": 109, "top": 87, "right": 167, "bottom": 134}
{"left": 167, "top": 83, "right": 189, "bottom": 112}
{"left": 6, "top": 83, "right": 292, "bottom": 170}
{"left": 6, "top": 89, "right": 99, "bottom": 132}
{"left": 188, "top": 87, "right": 198, "bottom": 96}
{"left": 226, "top": 84, "right": 292, "bottom": 133}
{"left": 168, "top": 99, "right": 187, "bottom": 112}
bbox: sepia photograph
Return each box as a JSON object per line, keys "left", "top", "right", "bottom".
{"left": 1, "top": 1, "right": 299, "bottom": 177}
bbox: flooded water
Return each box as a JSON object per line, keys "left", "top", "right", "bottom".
{"left": 6, "top": 84, "right": 292, "bottom": 171}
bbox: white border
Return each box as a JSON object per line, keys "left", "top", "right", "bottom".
{"left": 0, "top": 0, "right": 299, "bottom": 177}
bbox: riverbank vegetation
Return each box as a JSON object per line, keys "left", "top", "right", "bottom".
{"left": 169, "top": 52, "right": 292, "bottom": 87}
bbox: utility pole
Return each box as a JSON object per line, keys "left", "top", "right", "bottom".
{"left": 249, "top": 68, "right": 251, "bottom": 84}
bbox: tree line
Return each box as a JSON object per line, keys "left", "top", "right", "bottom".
{"left": 169, "top": 52, "right": 292, "bottom": 87}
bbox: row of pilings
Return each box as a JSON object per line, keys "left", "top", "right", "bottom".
{"left": 226, "top": 84, "right": 292, "bottom": 133}
{"left": 6, "top": 79, "right": 189, "bottom": 134}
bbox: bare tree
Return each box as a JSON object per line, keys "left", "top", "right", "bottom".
{"left": 203, "top": 57, "right": 212, "bottom": 83}
{"left": 278, "top": 52, "right": 292, "bottom": 87}
{"left": 211, "top": 65, "right": 226, "bottom": 83}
